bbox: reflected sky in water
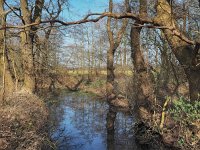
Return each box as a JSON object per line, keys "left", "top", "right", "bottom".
{"left": 48, "top": 92, "right": 142, "bottom": 150}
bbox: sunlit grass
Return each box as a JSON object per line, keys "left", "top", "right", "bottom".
{"left": 66, "top": 68, "right": 133, "bottom": 76}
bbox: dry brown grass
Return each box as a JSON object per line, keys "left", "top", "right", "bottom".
{"left": 0, "top": 91, "right": 48, "bottom": 150}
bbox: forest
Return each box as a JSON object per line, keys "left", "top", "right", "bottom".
{"left": 0, "top": 0, "right": 200, "bottom": 150}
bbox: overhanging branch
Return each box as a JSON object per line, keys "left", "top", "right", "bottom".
{"left": 0, "top": 11, "right": 197, "bottom": 45}
{"left": 0, "top": 12, "right": 153, "bottom": 30}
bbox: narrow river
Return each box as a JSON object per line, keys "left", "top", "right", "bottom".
{"left": 48, "top": 92, "right": 143, "bottom": 150}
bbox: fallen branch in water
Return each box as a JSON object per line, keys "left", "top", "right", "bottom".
{"left": 57, "top": 77, "right": 84, "bottom": 91}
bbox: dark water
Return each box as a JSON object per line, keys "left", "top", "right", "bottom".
{"left": 48, "top": 92, "right": 142, "bottom": 150}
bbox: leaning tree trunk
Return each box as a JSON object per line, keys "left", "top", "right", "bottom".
{"left": 154, "top": 0, "right": 200, "bottom": 101}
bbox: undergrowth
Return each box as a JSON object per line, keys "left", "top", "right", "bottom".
{"left": 169, "top": 96, "right": 200, "bottom": 149}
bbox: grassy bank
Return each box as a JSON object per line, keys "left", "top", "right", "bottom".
{"left": 57, "top": 72, "right": 132, "bottom": 99}
{"left": 0, "top": 91, "right": 48, "bottom": 150}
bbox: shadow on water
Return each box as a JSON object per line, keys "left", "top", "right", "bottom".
{"left": 47, "top": 92, "right": 143, "bottom": 150}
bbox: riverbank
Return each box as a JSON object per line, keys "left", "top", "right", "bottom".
{"left": 56, "top": 74, "right": 131, "bottom": 100}
{"left": 77, "top": 79, "right": 200, "bottom": 150}
{"left": 21, "top": 74, "right": 198, "bottom": 150}
{"left": 81, "top": 79, "right": 107, "bottom": 98}
{"left": 0, "top": 91, "right": 48, "bottom": 150}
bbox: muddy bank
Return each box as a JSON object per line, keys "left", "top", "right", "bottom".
{"left": 0, "top": 91, "right": 48, "bottom": 150}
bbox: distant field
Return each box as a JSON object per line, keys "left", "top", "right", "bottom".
{"left": 66, "top": 68, "right": 133, "bottom": 76}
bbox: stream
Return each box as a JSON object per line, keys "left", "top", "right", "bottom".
{"left": 48, "top": 92, "right": 143, "bottom": 150}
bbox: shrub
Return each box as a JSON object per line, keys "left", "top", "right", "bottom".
{"left": 170, "top": 97, "right": 200, "bottom": 124}
{"left": 169, "top": 97, "right": 200, "bottom": 149}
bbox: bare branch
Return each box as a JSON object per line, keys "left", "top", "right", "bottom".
{"left": 0, "top": 10, "right": 196, "bottom": 45}
{"left": 0, "top": 12, "right": 153, "bottom": 30}
{"left": 131, "top": 23, "right": 195, "bottom": 45}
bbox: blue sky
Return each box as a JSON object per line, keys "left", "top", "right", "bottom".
{"left": 62, "top": 0, "right": 122, "bottom": 21}
{"left": 60, "top": 0, "right": 123, "bottom": 46}
{"left": 70, "top": 0, "right": 108, "bottom": 13}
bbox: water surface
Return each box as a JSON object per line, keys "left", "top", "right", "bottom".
{"left": 48, "top": 92, "right": 142, "bottom": 150}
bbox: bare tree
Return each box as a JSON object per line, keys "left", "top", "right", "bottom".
{"left": 106, "top": 0, "right": 129, "bottom": 102}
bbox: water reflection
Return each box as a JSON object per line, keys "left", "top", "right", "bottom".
{"left": 48, "top": 92, "right": 142, "bottom": 150}
{"left": 106, "top": 107, "right": 116, "bottom": 150}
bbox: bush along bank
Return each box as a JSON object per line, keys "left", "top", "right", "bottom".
{"left": 0, "top": 91, "right": 48, "bottom": 150}
{"left": 134, "top": 96, "right": 200, "bottom": 150}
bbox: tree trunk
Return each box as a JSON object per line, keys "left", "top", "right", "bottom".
{"left": 130, "top": 0, "right": 155, "bottom": 120}
{"left": 154, "top": 0, "right": 200, "bottom": 101}
{"left": 3, "top": 50, "right": 15, "bottom": 95}
{"left": 0, "top": 0, "right": 15, "bottom": 95}
{"left": 131, "top": 25, "right": 155, "bottom": 120}
{"left": 20, "top": 0, "right": 35, "bottom": 92}
{"left": 157, "top": 33, "right": 170, "bottom": 90}
{"left": 20, "top": 30, "right": 35, "bottom": 92}
{"left": 98, "top": 37, "right": 103, "bottom": 71}
{"left": 20, "top": 0, "right": 44, "bottom": 93}
{"left": 107, "top": 46, "right": 116, "bottom": 101}
{"left": 106, "top": 0, "right": 128, "bottom": 102}
{"left": 186, "top": 69, "right": 200, "bottom": 101}
{"left": 123, "top": 41, "right": 127, "bottom": 67}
